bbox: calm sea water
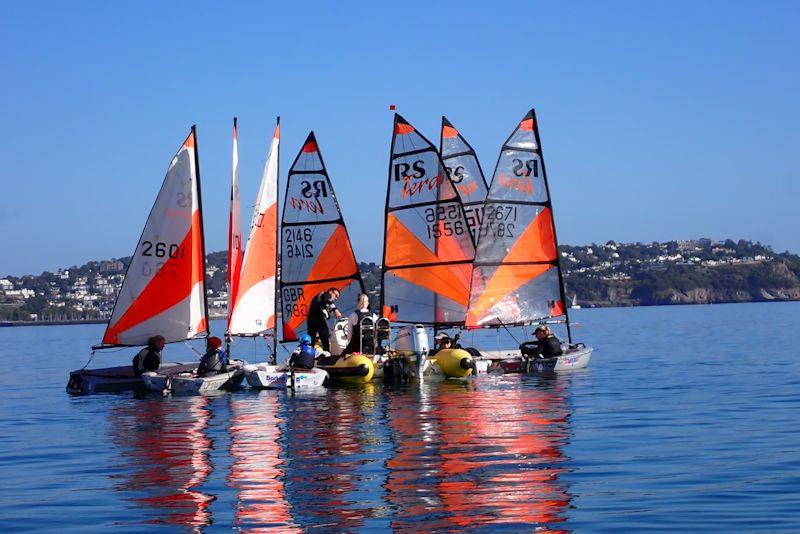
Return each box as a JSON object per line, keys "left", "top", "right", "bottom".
{"left": 1, "top": 302, "right": 799, "bottom": 532}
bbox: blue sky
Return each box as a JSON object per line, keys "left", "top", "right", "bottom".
{"left": 1, "top": 1, "right": 798, "bottom": 276}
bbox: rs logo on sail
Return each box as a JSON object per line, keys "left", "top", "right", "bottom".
{"left": 290, "top": 180, "right": 328, "bottom": 214}
{"left": 394, "top": 160, "right": 442, "bottom": 199}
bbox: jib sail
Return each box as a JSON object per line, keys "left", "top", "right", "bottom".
{"left": 228, "top": 119, "right": 280, "bottom": 337}
{"left": 100, "top": 127, "right": 209, "bottom": 346}
{"left": 279, "top": 132, "right": 364, "bottom": 341}
{"left": 439, "top": 116, "right": 489, "bottom": 241}
{"left": 381, "top": 114, "right": 475, "bottom": 326}
{"left": 466, "top": 109, "right": 569, "bottom": 329}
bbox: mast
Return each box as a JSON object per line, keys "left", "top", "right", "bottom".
{"left": 530, "top": 110, "right": 572, "bottom": 343}
{"left": 272, "top": 116, "right": 280, "bottom": 362}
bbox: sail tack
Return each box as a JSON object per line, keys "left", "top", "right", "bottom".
{"left": 227, "top": 118, "right": 244, "bottom": 331}
{"left": 466, "top": 110, "right": 566, "bottom": 328}
{"left": 439, "top": 117, "right": 489, "bottom": 240}
{"left": 381, "top": 114, "right": 475, "bottom": 326}
{"left": 228, "top": 119, "right": 280, "bottom": 336}
{"left": 101, "top": 128, "right": 208, "bottom": 346}
{"left": 279, "top": 132, "right": 364, "bottom": 342}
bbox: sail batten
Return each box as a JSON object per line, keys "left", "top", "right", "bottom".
{"left": 228, "top": 119, "right": 280, "bottom": 338}
{"left": 380, "top": 114, "right": 475, "bottom": 326}
{"left": 100, "top": 128, "right": 208, "bottom": 347}
{"left": 279, "top": 132, "right": 364, "bottom": 342}
{"left": 466, "top": 109, "right": 569, "bottom": 330}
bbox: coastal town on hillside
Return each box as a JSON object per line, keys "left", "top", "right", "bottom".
{"left": 1, "top": 239, "right": 798, "bottom": 323}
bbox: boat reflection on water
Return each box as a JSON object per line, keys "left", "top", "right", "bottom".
{"left": 385, "top": 376, "right": 573, "bottom": 531}
{"left": 280, "top": 384, "right": 382, "bottom": 530}
{"left": 108, "top": 395, "right": 215, "bottom": 528}
{"left": 227, "top": 391, "right": 300, "bottom": 532}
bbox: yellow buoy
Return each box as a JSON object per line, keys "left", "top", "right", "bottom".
{"left": 430, "top": 348, "right": 474, "bottom": 378}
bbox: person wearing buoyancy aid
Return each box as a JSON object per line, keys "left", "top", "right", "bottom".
{"left": 532, "top": 325, "right": 563, "bottom": 358}
{"left": 344, "top": 293, "right": 378, "bottom": 354}
{"left": 132, "top": 335, "right": 165, "bottom": 376}
{"left": 197, "top": 336, "right": 227, "bottom": 377}
{"left": 307, "top": 287, "right": 342, "bottom": 352}
{"left": 288, "top": 334, "right": 316, "bottom": 370}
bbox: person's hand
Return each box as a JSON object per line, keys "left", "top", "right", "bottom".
{"left": 335, "top": 310, "right": 343, "bottom": 319}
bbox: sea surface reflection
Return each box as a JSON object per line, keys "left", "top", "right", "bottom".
{"left": 106, "top": 377, "right": 574, "bottom": 531}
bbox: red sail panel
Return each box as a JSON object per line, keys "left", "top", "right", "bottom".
{"left": 466, "top": 110, "right": 566, "bottom": 327}
{"left": 102, "top": 130, "right": 208, "bottom": 346}
{"left": 440, "top": 116, "right": 489, "bottom": 240}
{"left": 227, "top": 119, "right": 243, "bottom": 330}
{"left": 279, "top": 132, "right": 364, "bottom": 342}
{"left": 381, "top": 114, "right": 475, "bottom": 326}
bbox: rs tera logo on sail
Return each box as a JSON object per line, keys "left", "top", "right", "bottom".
{"left": 394, "top": 160, "right": 442, "bottom": 198}
{"left": 290, "top": 180, "right": 328, "bottom": 213}
{"left": 498, "top": 158, "right": 539, "bottom": 194}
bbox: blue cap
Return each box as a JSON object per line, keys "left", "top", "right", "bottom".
{"left": 299, "top": 334, "right": 312, "bottom": 345}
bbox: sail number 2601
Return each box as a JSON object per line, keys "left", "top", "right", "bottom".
{"left": 424, "top": 206, "right": 465, "bottom": 239}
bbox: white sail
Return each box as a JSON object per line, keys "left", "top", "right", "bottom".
{"left": 101, "top": 129, "right": 208, "bottom": 346}
{"left": 228, "top": 120, "right": 280, "bottom": 335}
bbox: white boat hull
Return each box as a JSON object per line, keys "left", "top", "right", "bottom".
{"left": 142, "top": 361, "right": 247, "bottom": 395}
{"left": 243, "top": 364, "right": 328, "bottom": 389}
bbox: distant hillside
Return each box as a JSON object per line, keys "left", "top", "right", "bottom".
{"left": 1, "top": 239, "right": 798, "bottom": 321}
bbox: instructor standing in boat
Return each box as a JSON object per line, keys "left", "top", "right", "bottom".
{"left": 307, "top": 288, "right": 342, "bottom": 352}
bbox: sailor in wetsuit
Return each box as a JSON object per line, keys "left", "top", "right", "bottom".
{"left": 429, "top": 333, "right": 453, "bottom": 358}
{"left": 343, "top": 293, "right": 378, "bottom": 354}
{"left": 132, "top": 335, "right": 165, "bottom": 376}
{"left": 288, "top": 334, "right": 316, "bottom": 369}
{"left": 197, "top": 336, "right": 227, "bottom": 377}
{"left": 531, "top": 325, "right": 563, "bottom": 359}
{"left": 307, "top": 287, "right": 342, "bottom": 352}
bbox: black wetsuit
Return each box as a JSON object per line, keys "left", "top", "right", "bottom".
{"left": 307, "top": 292, "right": 338, "bottom": 352}
{"left": 132, "top": 347, "right": 161, "bottom": 376}
{"left": 536, "top": 336, "right": 563, "bottom": 358}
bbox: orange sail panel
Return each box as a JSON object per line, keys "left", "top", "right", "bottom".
{"left": 381, "top": 114, "right": 475, "bottom": 326}
{"left": 279, "top": 132, "right": 364, "bottom": 342}
{"left": 466, "top": 110, "right": 566, "bottom": 327}
{"left": 228, "top": 119, "right": 280, "bottom": 336}
{"left": 227, "top": 118, "right": 244, "bottom": 331}
{"left": 439, "top": 116, "right": 489, "bottom": 240}
{"left": 101, "top": 128, "right": 208, "bottom": 346}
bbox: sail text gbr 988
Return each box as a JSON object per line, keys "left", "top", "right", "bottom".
{"left": 279, "top": 132, "right": 364, "bottom": 342}
{"left": 228, "top": 118, "right": 281, "bottom": 350}
{"left": 466, "top": 110, "right": 571, "bottom": 341}
{"left": 381, "top": 114, "right": 475, "bottom": 327}
{"left": 97, "top": 126, "right": 209, "bottom": 347}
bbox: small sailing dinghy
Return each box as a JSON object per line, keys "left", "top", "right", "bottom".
{"left": 231, "top": 120, "right": 328, "bottom": 389}
{"left": 465, "top": 109, "right": 593, "bottom": 372}
{"left": 279, "top": 132, "right": 371, "bottom": 384}
{"left": 66, "top": 128, "right": 209, "bottom": 395}
{"left": 380, "top": 114, "right": 477, "bottom": 379}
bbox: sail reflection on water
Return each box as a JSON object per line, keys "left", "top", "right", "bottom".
{"left": 281, "top": 386, "right": 381, "bottom": 530}
{"left": 227, "top": 391, "right": 300, "bottom": 532}
{"left": 108, "top": 396, "right": 214, "bottom": 528}
{"left": 385, "top": 377, "right": 572, "bottom": 530}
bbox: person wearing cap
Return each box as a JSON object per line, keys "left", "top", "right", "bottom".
{"left": 532, "top": 326, "right": 563, "bottom": 358}
{"left": 289, "top": 334, "right": 317, "bottom": 370}
{"left": 307, "top": 287, "right": 343, "bottom": 352}
{"left": 132, "top": 335, "right": 165, "bottom": 376}
{"left": 197, "top": 336, "right": 228, "bottom": 377}
{"left": 429, "top": 332, "right": 453, "bottom": 357}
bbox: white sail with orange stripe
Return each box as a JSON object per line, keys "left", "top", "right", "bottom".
{"left": 227, "top": 118, "right": 244, "bottom": 331}
{"left": 380, "top": 114, "right": 475, "bottom": 326}
{"left": 228, "top": 119, "right": 280, "bottom": 336}
{"left": 466, "top": 109, "right": 567, "bottom": 328}
{"left": 100, "top": 127, "right": 208, "bottom": 346}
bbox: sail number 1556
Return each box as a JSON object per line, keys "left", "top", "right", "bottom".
{"left": 424, "top": 206, "right": 465, "bottom": 239}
